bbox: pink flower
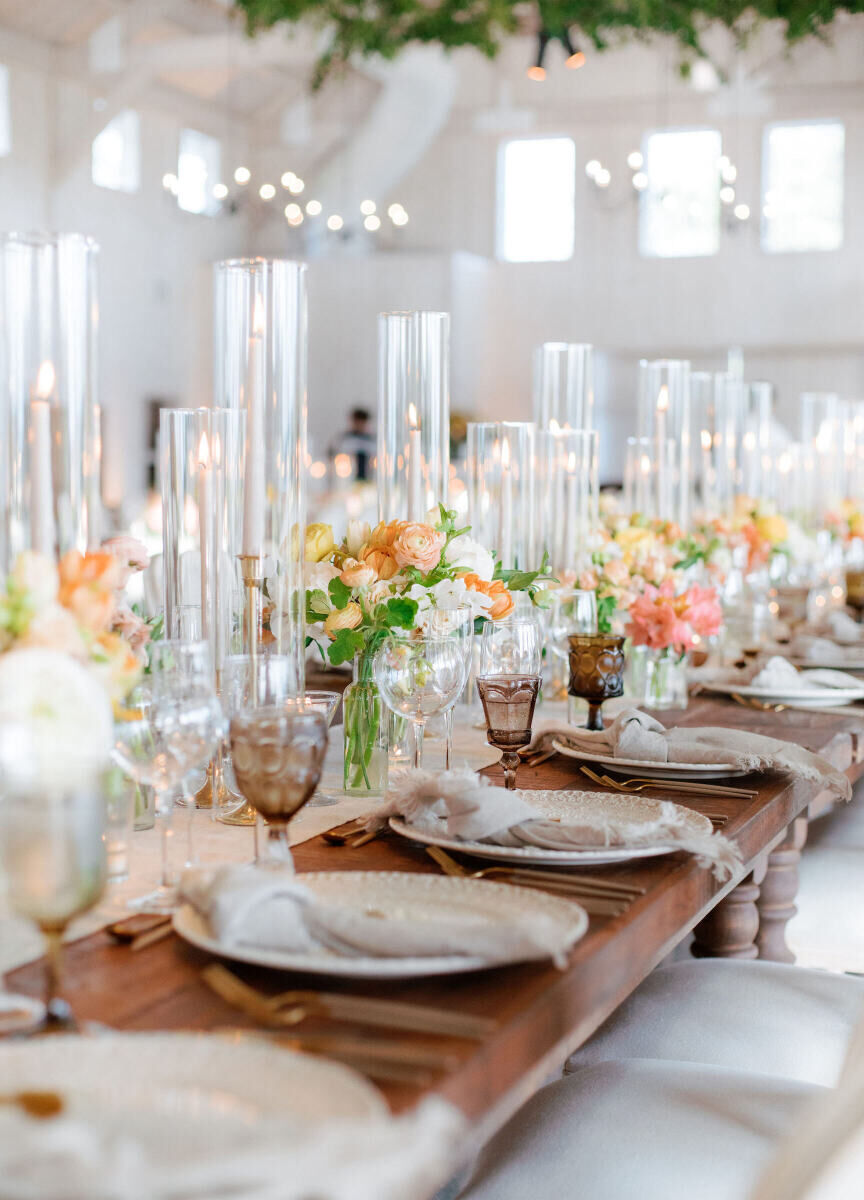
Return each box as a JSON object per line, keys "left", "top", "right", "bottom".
{"left": 578, "top": 568, "right": 599, "bottom": 590}
{"left": 112, "top": 605, "right": 152, "bottom": 657}
{"left": 625, "top": 584, "right": 694, "bottom": 654}
{"left": 101, "top": 535, "right": 151, "bottom": 588}
{"left": 681, "top": 584, "right": 723, "bottom": 640}
{"left": 391, "top": 524, "right": 446, "bottom": 573}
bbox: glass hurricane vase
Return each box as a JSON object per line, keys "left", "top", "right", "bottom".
{"left": 640, "top": 647, "right": 688, "bottom": 711}
{"left": 343, "top": 653, "right": 388, "bottom": 798}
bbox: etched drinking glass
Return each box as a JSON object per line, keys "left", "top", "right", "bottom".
{"left": 476, "top": 618, "right": 542, "bottom": 789}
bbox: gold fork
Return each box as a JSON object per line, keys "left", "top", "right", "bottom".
{"left": 731, "top": 693, "right": 786, "bottom": 713}
{"left": 580, "top": 765, "right": 754, "bottom": 799}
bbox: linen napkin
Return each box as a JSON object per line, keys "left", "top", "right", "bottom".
{"left": 788, "top": 634, "right": 851, "bottom": 666}
{"left": 375, "top": 768, "right": 742, "bottom": 881}
{"left": 180, "top": 863, "right": 581, "bottom": 968}
{"left": 0, "top": 1094, "right": 463, "bottom": 1200}
{"left": 526, "top": 708, "right": 851, "bottom": 802}
{"left": 749, "top": 655, "right": 864, "bottom": 694}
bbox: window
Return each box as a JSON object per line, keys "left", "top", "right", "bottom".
{"left": 91, "top": 109, "right": 140, "bottom": 192}
{"left": 639, "top": 129, "right": 721, "bottom": 258}
{"left": 0, "top": 65, "right": 10, "bottom": 157}
{"left": 762, "top": 121, "right": 844, "bottom": 253}
{"left": 497, "top": 137, "right": 575, "bottom": 262}
{"left": 177, "top": 128, "right": 221, "bottom": 216}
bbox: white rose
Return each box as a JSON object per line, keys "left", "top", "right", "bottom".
{"left": 0, "top": 649, "right": 112, "bottom": 791}
{"left": 18, "top": 604, "right": 87, "bottom": 659}
{"left": 445, "top": 534, "right": 495, "bottom": 582}
{"left": 10, "top": 551, "right": 58, "bottom": 613}
{"left": 306, "top": 561, "right": 341, "bottom": 591}
{"left": 345, "top": 520, "right": 371, "bottom": 558}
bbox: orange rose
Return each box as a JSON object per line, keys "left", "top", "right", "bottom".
{"left": 360, "top": 546, "right": 400, "bottom": 580}
{"left": 58, "top": 551, "right": 122, "bottom": 633}
{"left": 367, "top": 520, "right": 406, "bottom": 551}
{"left": 324, "top": 603, "right": 363, "bottom": 638}
{"left": 459, "top": 572, "right": 515, "bottom": 620}
{"left": 392, "top": 523, "right": 445, "bottom": 572}
{"left": 339, "top": 557, "right": 377, "bottom": 588}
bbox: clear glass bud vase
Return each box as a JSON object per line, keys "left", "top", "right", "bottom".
{"left": 641, "top": 647, "right": 688, "bottom": 710}
{"left": 343, "top": 653, "right": 388, "bottom": 798}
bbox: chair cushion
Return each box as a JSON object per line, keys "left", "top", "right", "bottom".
{"left": 459, "top": 1059, "right": 821, "bottom": 1200}
{"left": 567, "top": 960, "right": 864, "bottom": 1085}
{"left": 787, "top": 846, "right": 864, "bottom": 973}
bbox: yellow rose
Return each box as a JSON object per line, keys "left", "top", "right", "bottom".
{"left": 305, "top": 523, "right": 335, "bottom": 563}
{"left": 615, "top": 526, "right": 654, "bottom": 556}
{"left": 324, "top": 603, "right": 363, "bottom": 638}
{"left": 755, "top": 514, "right": 788, "bottom": 546}
{"left": 339, "top": 557, "right": 377, "bottom": 588}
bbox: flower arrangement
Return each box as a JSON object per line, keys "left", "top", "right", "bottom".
{"left": 825, "top": 500, "right": 864, "bottom": 544}
{"left": 304, "top": 506, "right": 549, "bottom": 667}
{"left": 625, "top": 580, "right": 724, "bottom": 658}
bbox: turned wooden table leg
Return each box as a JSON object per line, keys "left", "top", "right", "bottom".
{"left": 691, "top": 863, "right": 764, "bottom": 959}
{"left": 755, "top": 817, "right": 808, "bottom": 964}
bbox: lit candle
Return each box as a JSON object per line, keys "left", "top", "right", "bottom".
{"left": 242, "top": 298, "right": 266, "bottom": 557}
{"left": 655, "top": 384, "right": 669, "bottom": 520}
{"left": 563, "top": 449, "right": 577, "bottom": 568}
{"left": 500, "top": 434, "right": 514, "bottom": 568}
{"left": 700, "top": 429, "right": 713, "bottom": 514}
{"left": 198, "top": 430, "right": 212, "bottom": 642}
{"left": 29, "top": 360, "right": 56, "bottom": 557}
{"left": 407, "top": 402, "right": 424, "bottom": 520}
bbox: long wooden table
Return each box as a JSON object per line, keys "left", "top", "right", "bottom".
{"left": 7, "top": 697, "right": 864, "bottom": 1148}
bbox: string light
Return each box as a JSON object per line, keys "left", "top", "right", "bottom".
{"left": 632, "top": 171, "right": 648, "bottom": 191}
{"left": 233, "top": 166, "right": 251, "bottom": 185}
{"left": 162, "top": 172, "right": 178, "bottom": 194}
{"left": 627, "top": 150, "right": 643, "bottom": 170}
{"left": 526, "top": 32, "right": 549, "bottom": 81}
{"left": 280, "top": 171, "right": 295, "bottom": 188}
{"left": 594, "top": 167, "right": 611, "bottom": 188}
{"left": 387, "top": 203, "right": 408, "bottom": 226}
{"left": 720, "top": 186, "right": 735, "bottom": 204}
{"left": 288, "top": 177, "right": 305, "bottom": 195}
{"left": 364, "top": 214, "right": 381, "bottom": 231}
{"left": 285, "top": 202, "right": 303, "bottom": 222}
{"left": 259, "top": 183, "right": 276, "bottom": 200}
{"left": 585, "top": 160, "right": 602, "bottom": 179}
{"left": 360, "top": 199, "right": 377, "bottom": 215}
{"left": 327, "top": 215, "right": 344, "bottom": 231}
{"left": 306, "top": 199, "right": 322, "bottom": 216}
{"left": 734, "top": 203, "right": 750, "bottom": 221}
{"left": 212, "top": 183, "right": 228, "bottom": 199}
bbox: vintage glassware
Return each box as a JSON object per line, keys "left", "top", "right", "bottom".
{"left": 374, "top": 636, "right": 466, "bottom": 769}
{"left": 0, "top": 787, "right": 107, "bottom": 1032}
{"left": 568, "top": 634, "right": 626, "bottom": 731}
{"left": 476, "top": 618, "right": 543, "bottom": 789}
{"left": 0, "top": 232, "right": 100, "bottom": 570}
{"left": 229, "top": 708, "right": 328, "bottom": 869}
{"left": 378, "top": 310, "right": 450, "bottom": 521}
{"left": 296, "top": 690, "right": 340, "bottom": 806}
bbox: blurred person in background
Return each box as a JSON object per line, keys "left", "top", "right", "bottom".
{"left": 329, "top": 407, "right": 376, "bottom": 480}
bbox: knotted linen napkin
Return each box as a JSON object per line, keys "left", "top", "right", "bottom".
{"left": 788, "top": 635, "right": 851, "bottom": 666}
{"left": 749, "top": 656, "right": 864, "bottom": 693}
{"left": 180, "top": 862, "right": 581, "bottom": 968}
{"left": 526, "top": 708, "right": 851, "bottom": 802}
{"left": 374, "top": 768, "right": 742, "bottom": 882}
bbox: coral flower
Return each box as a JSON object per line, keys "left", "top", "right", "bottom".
{"left": 324, "top": 603, "right": 363, "bottom": 638}
{"left": 392, "top": 523, "right": 446, "bottom": 573}
{"left": 360, "top": 546, "right": 400, "bottom": 580}
{"left": 459, "top": 573, "right": 515, "bottom": 621}
{"left": 58, "top": 551, "right": 122, "bottom": 633}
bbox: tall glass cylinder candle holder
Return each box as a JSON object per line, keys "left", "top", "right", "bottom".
{"left": 467, "top": 421, "right": 536, "bottom": 571}
{"left": 638, "top": 359, "right": 691, "bottom": 530}
{"left": 160, "top": 408, "right": 245, "bottom": 672}
{"left": 213, "top": 257, "right": 308, "bottom": 694}
{"left": 377, "top": 311, "right": 450, "bottom": 522}
{"left": 536, "top": 428, "right": 598, "bottom": 575}
{"left": 533, "top": 343, "right": 593, "bottom": 431}
{"left": 0, "top": 233, "right": 99, "bottom": 569}
{"left": 801, "top": 392, "right": 843, "bottom": 517}
{"left": 842, "top": 400, "right": 864, "bottom": 505}
{"left": 740, "top": 383, "right": 774, "bottom": 502}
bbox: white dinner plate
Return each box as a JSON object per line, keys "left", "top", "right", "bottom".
{"left": 551, "top": 740, "right": 750, "bottom": 780}
{"left": 0, "top": 1033, "right": 384, "bottom": 1165}
{"left": 390, "top": 789, "right": 713, "bottom": 866}
{"left": 707, "top": 681, "right": 864, "bottom": 707}
{"left": 173, "top": 871, "right": 588, "bottom": 978}
{"left": 787, "top": 657, "right": 864, "bottom": 672}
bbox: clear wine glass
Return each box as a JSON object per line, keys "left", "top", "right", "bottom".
{"left": 426, "top": 605, "right": 474, "bottom": 769}
{"left": 294, "top": 691, "right": 341, "bottom": 806}
{"left": 547, "top": 589, "right": 598, "bottom": 663}
{"left": 477, "top": 618, "right": 543, "bottom": 790}
{"left": 0, "top": 787, "right": 107, "bottom": 1032}
{"left": 112, "top": 640, "right": 224, "bottom": 911}
{"left": 373, "top": 636, "right": 466, "bottom": 769}
{"left": 229, "top": 708, "right": 329, "bottom": 869}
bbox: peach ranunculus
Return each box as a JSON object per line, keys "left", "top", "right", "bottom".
{"left": 339, "top": 557, "right": 378, "bottom": 588}
{"left": 603, "top": 559, "right": 631, "bottom": 589}
{"left": 578, "top": 568, "right": 600, "bottom": 591}
{"left": 359, "top": 546, "right": 400, "bottom": 580}
{"left": 100, "top": 535, "right": 150, "bottom": 588}
{"left": 459, "top": 573, "right": 515, "bottom": 621}
{"left": 367, "top": 520, "right": 407, "bottom": 551}
{"left": 112, "top": 604, "right": 152, "bottom": 658}
{"left": 58, "top": 551, "right": 122, "bottom": 633}
{"left": 324, "top": 603, "right": 363, "bottom": 638}
{"left": 392, "top": 523, "right": 445, "bottom": 573}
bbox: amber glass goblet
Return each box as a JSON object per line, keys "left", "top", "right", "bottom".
{"left": 229, "top": 707, "right": 328, "bottom": 869}
{"left": 476, "top": 675, "right": 541, "bottom": 790}
{"left": 845, "top": 569, "right": 864, "bottom": 614}
{"left": 568, "top": 634, "right": 626, "bottom": 731}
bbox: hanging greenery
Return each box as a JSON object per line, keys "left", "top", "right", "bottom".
{"left": 233, "top": 0, "right": 863, "bottom": 87}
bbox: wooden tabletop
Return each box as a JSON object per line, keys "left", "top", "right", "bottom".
{"left": 6, "top": 696, "right": 864, "bottom": 1144}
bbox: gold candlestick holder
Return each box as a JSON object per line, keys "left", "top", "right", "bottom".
{"left": 218, "top": 554, "right": 264, "bottom": 827}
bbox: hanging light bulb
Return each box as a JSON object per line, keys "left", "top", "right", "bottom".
{"left": 364, "top": 214, "right": 381, "bottom": 231}
{"left": 627, "top": 150, "right": 643, "bottom": 170}
{"left": 360, "top": 199, "right": 377, "bottom": 215}
{"left": 212, "top": 183, "right": 228, "bottom": 200}
{"left": 526, "top": 31, "right": 550, "bottom": 81}
{"left": 162, "top": 172, "right": 178, "bottom": 192}
{"left": 259, "top": 183, "right": 276, "bottom": 200}
{"left": 234, "top": 166, "right": 251, "bottom": 185}
{"left": 305, "top": 199, "right": 322, "bottom": 216}
{"left": 562, "top": 30, "right": 585, "bottom": 69}
{"left": 288, "top": 177, "right": 305, "bottom": 195}
{"left": 327, "top": 215, "right": 344, "bottom": 231}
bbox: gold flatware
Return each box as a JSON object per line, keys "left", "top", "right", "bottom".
{"left": 347, "top": 828, "right": 378, "bottom": 848}
{"left": 0, "top": 1091, "right": 64, "bottom": 1119}
{"left": 322, "top": 818, "right": 367, "bottom": 845}
{"left": 130, "top": 922, "right": 175, "bottom": 952}
{"left": 215, "top": 1028, "right": 440, "bottom": 1085}
{"left": 580, "top": 765, "right": 755, "bottom": 798}
{"left": 202, "top": 963, "right": 496, "bottom": 1040}
{"left": 107, "top": 914, "right": 171, "bottom": 943}
{"left": 731, "top": 693, "right": 786, "bottom": 713}
{"left": 518, "top": 748, "right": 557, "bottom": 767}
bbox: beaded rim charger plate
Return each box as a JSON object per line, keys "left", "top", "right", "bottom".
{"left": 551, "top": 741, "right": 749, "bottom": 780}
{"left": 173, "top": 871, "right": 588, "bottom": 978}
{"left": 390, "top": 789, "right": 714, "bottom": 866}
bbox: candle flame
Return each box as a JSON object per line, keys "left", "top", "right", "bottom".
{"left": 743, "top": 431, "right": 756, "bottom": 452}
{"left": 567, "top": 451, "right": 576, "bottom": 471}
{"left": 548, "top": 418, "right": 560, "bottom": 434}
{"left": 198, "top": 431, "right": 210, "bottom": 469}
{"left": 640, "top": 454, "right": 651, "bottom": 476}
{"left": 252, "top": 296, "right": 266, "bottom": 337}
{"left": 501, "top": 436, "right": 511, "bottom": 468}
{"left": 408, "top": 403, "right": 419, "bottom": 430}
{"left": 35, "top": 361, "right": 55, "bottom": 399}
{"left": 700, "top": 429, "right": 712, "bottom": 451}
{"left": 656, "top": 384, "right": 669, "bottom": 413}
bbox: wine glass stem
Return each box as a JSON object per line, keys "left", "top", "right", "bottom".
{"left": 156, "top": 789, "right": 174, "bottom": 888}
{"left": 264, "top": 821, "right": 294, "bottom": 870}
{"left": 413, "top": 720, "right": 425, "bottom": 770}
{"left": 444, "top": 709, "right": 453, "bottom": 771}
{"left": 586, "top": 703, "right": 604, "bottom": 732}
{"left": 43, "top": 929, "right": 64, "bottom": 1021}
{"left": 501, "top": 751, "right": 521, "bottom": 790}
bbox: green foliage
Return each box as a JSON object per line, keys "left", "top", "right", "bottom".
{"left": 328, "top": 626, "right": 367, "bottom": 665}
{"left": 597, "top": 592, "right": 617, "bottom": 635}
{"left": 328, "top": 577, "right": 353, "bottom": 609}
{"left": 233, "top": 0, "right": 858, "bottom": 87}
